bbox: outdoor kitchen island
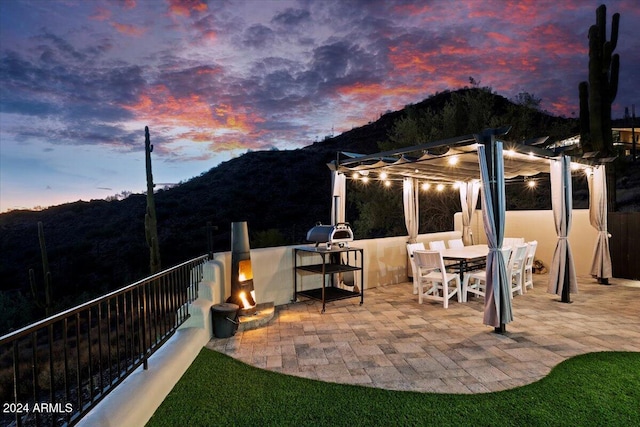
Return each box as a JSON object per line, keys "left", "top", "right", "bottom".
{"left": 293, "top": 245, "right": 364, "bottom": 313}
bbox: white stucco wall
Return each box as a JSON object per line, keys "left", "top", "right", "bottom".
{"left": 211, "top": 210, "right": 599, "bottom": 308}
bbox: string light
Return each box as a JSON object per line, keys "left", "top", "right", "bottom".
{"left": 384, "top": 180, "right": 391, "bottom": 187}
{"left": 421, "top": 182, "right": 431, "bottom": 191}
{"left": 436, "top": 184, "right": 445, "bottom": 192}
{"left": 448, "top": 156, "right": 458, "bottom": 166}
{"left": 527, "top": 179, "right": 536, "bottom": 188}
{"left": 380, "top": 171, "right": 388, "bottom": 180}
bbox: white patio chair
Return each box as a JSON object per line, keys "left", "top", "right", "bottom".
{"left": 406, "top": 242, "right": 426, "bottom": 295}
{"left": 461, "top": 247, "right": 511, "bottom": 302}
{"left": 447, "top": 238, "right": 464, "bottom": 249}
{"left": 507, "top": 244, "right": 528, "bottom": 298}
{"left": 522, "top": 240, "right": 538, "bottom": 292}
{"left": 429, "top": 239, "right": 458, "bottom": 268}
{"left": 413, "top": 250, "right": 461, "bottom": 308}
{"left": 428, "top": 240, "right": 446, "bottom": 251}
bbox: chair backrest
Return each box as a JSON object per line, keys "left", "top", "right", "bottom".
{"left": 428, "top": 240, "right": 446, "bottom": 251}
{"left": 508, "top": 244, "right": 528, "bottom": 273}
{"left": 413, "top": 250, "right": 446, "bottom": 277}
{"left": 447, "top": 239, "right": 464, "bottom": 249}
{"left": 524, "top": 241, "right": 538, "bottom": 268}
{"left": 407, "top": 242, "right": 426, "bottom": 258}
{"left": 501, "top": 247, "right": 512, "bottom": 265}
{"left": 406, "top": 242, "right": 425, "bottom": 278}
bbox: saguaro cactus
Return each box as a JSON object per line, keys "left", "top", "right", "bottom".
{"left": 145, "top": 126, "right": 161, "bottom": 274}
{"left": 29, "top": 221, "right": 52, "bottom": 317}
{"left": 579, "top": 4, "right": 620, "bottom": 155}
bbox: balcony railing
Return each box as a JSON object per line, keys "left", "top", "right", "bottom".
{"left": 0, "top": 255, "right": 209, "bottom": 427}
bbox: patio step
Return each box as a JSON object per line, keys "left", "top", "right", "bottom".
{"left": 238, "top": 302, "right": 275, "bottom": 331}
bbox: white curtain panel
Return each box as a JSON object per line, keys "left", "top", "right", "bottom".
{"left": 477, "top": 142, "right": 513, "bottom": 328}
{"left": 547, "top": 156, "right": 578, "bottom": 296}
{"left": 331, "top": 171, "right": 346, "bottom": 225}
{"left": 588, "top": 165, "right": 612, "bottom": 279}
{"left": 403, "top": 177, "right": 419, "bottom": 243}
{"left": 459, "top": 180, "right": 480, "bottom": 245}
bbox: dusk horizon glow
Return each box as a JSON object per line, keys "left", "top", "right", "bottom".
{"left": 1, "top": 0, "right": 638, "bottom": 212}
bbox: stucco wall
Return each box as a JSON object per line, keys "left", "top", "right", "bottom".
{"left": 213, "top": 210, "right": 599, "bottom": 307}
{"left": 213, "top": 230, "right": 464, "bottom": 307}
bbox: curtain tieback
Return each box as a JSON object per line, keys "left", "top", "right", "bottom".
{"left": 558, "top": 236, "right": 568, "bottom": 240}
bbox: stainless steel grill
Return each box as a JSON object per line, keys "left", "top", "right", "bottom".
{"left": 306, "top": 222, "right": 354, "bottom": 249}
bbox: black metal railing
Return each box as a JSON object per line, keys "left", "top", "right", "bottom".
{"left": 0, "top": 255, "right": 209, "bottom": 427}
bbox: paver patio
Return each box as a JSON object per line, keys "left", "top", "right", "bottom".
{"left": 207, "top": 274, "right": 640, "bottom": 394}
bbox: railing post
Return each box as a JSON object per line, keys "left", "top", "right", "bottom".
{"left": 140, "top": 284, "right": 148, "bottom": 370}
{"left": 12, "top": 341, "right": 21, "bottom": 427}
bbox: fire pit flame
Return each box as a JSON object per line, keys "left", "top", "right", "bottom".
{"left": 239, "top": 291, "right": 256, "bottom": 310}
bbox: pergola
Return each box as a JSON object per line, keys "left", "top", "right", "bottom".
{"left": 328, "top": 127, "right": 612, "bottom": 333}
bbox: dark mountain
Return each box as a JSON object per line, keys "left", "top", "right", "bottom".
{"left": 4, "top": 87, "right": 637, "bottom": 334}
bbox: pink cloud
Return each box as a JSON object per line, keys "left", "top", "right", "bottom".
{"left": 111, "top": 22, "right": 146, "bottom": 37}
{"left": 168, "top": 0, "right": 208, "bottom": 17}
{"left": 123, "top": 85, "right": 266, "bottom": 152}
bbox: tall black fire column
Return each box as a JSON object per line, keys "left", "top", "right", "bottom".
{"left": 227, "top": 221, "right": 257, "bottom": 315}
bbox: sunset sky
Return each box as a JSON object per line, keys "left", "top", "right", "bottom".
{"left": 1, "top": 0, "right": 638, "bottom": 212}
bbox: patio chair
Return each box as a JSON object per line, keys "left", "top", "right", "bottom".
{"left": 522, "top": 240, "right": 538, "bottom": 292}
{"left": 461, "top": 247, "right": 511, "bottom": 302}
{"left": 447, "top": 238, "right": 464, "bottom": 249}
{"left": 429, "top": 239, "right": 458, "bottom": 269}
{"left": 413, "top": 250, "right": 461, "bottom": 308}
{"left": 428, "top": 240, "right": 446, "bottom": 251}
{"left": 507, "top": 244, "right": 528, "bottom": 298}
{"left": 406, "top": 242, "right": 426, "bottom": 295}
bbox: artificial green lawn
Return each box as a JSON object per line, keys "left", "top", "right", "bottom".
{"left": 147, "top": 349, "right": 640, "bottom": 426}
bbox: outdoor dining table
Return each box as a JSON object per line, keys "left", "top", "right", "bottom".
{"left": 440, "top": 244, "right": 489, "bottom": 281}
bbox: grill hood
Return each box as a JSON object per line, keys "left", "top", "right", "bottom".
{"left": 306, "top": 222, "right": 354, "bottom": 249}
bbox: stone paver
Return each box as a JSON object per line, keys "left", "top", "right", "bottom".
{"left": 206, "top": 274, "right": 640, "bottom": 393}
